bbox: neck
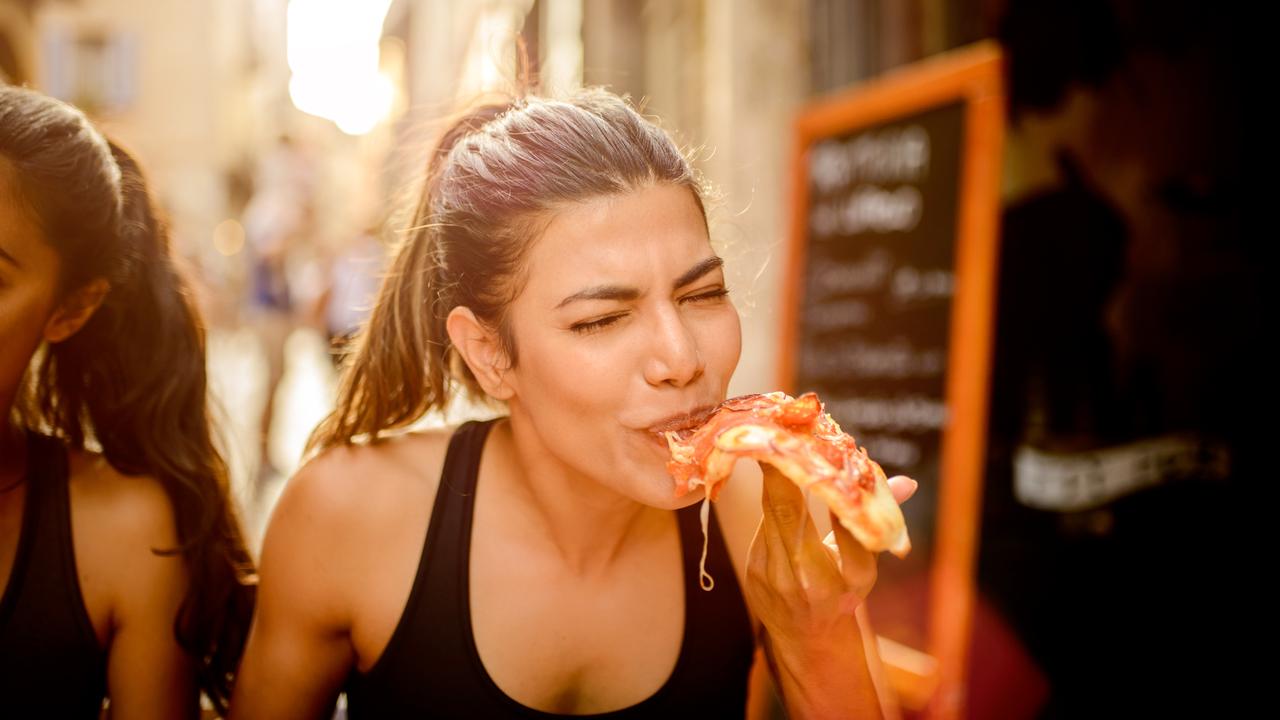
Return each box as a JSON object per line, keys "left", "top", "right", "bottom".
{"left": 493, "top": 412, "right": 666, "bottom": 577}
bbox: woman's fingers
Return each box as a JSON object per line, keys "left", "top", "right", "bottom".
{"left": 760, "top": 464, "right": 809, "bottom": 548}
{"left": 750, "top": 466, "right": 901, "bottom": 621}
{"left": 888, "top": 475, "right": 919, "bottom": 505}
{"left": 829, "top": 510, "right": 876, "bottom": 599}
{"left": 759, "top": 467, "right": 804, "bottom": 589}
{"left": 760, "top": 464, "right": 840, "bottom": 590}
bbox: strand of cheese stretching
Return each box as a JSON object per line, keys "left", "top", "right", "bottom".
{"left": 664, "top": 391, "right": 912, "bottom": 591}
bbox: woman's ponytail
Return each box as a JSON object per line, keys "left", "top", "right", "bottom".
{"left": 306, "top": 100, "right": 516, "bottom": 453}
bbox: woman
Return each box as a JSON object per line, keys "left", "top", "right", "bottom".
{"left": 0, "top": 86, "right": 256, "bottom": 717}
{"left": 232, "top": 89, "right": 914, "bottom": 718}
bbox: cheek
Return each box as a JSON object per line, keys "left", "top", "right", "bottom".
{"left": 511, "top": 323, "right": 622, "bottom": 425}
{"left": 508, "top": 328, "right": 650, "bottom": 487}
{"left": 0, "top": 283, "right": 57, "bottom": 400}
{"left": 697, "top": 306, "right": 742, "bottom": 382}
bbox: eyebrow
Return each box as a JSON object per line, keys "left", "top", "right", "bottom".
{"left": 0, "top": 245, "right": 20, "bottom": 270}
{"left": 672, "top": 255, "right": 724, "bottom": 290}
{"left": 555, "top": 256, "right": 725, "bottom": 309}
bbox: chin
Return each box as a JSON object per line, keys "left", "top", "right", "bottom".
{"left": 663, "top": 488, "right": 708, "bottom": 510}
{"left": 631, "top": 470, "right": 707, "bottom": 510}
{"left": 615, "top": 428, "right": 707, "bottom": 509}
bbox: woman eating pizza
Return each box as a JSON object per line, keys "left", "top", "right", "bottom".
{"left": 230, "top": 87, "right": 916, "bottom": 719}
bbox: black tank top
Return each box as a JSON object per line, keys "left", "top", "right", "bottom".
{"left": 0, "top": 432, "right": 108, "bottom": 717}
{"left": 345, "top": 419, "right": 755, "bottom": 719}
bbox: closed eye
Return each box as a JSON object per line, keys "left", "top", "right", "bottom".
{"left": 569, "top": 288, "right": 729, "bottom": 335}
{"left": 680, "top": 287, "right": 730, "bottom": 304}
{"left": 569, "top": 313, "right": 626, "bottom": 335}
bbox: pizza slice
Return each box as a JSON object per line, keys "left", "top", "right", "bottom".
{"left": 663, "top": 391, "right": 911, "bottom": 589}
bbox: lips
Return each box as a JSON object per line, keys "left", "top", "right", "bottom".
{"left": 646, "top": 404, "right": 718, "bottom": 435}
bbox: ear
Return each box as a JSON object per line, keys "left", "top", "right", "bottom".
{"left": 44, "top": 278, "right": 111, "bottom": 344}
{"left": 445, "top": 305, "right": 515, "bottom": 400}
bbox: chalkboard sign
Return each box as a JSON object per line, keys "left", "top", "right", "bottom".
{"left": 801, "top": 99, "right": 964, "bottom": 565}
{"left": 780, "top": 43, "right": 1004, "bottom": 719}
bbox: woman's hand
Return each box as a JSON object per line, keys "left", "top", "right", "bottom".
{"left": 745, "top": 464, "right": 917, "bottom": 717}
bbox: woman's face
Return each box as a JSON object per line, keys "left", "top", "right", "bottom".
{"left": 502, "top": 183, "right": 742, "bottom": 508}
{"left": 0, "top": 168, "right": 61, "bottom": 420}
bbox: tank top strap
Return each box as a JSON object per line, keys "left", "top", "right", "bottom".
{"left": 437, "top": 419, "right": 496, "bottom": 501}
{"left": 344, "top": 418, "right": 498, "bottom": 715}
{"left": 0, "top": 432, "right": 107, "bottom": 717}
{"left": 423, "top": 418, "right": 496, "bottom": 616}
{"left": 1, "top": 432, "right": 80, "bottom": 626}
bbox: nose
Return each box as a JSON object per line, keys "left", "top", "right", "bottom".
{"left": 644, "top": 305, "right": 704, "bottom": 387}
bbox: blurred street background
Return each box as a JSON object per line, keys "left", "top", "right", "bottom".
{"left": 2, "top": 1, "right": 1255, "bottom": 717}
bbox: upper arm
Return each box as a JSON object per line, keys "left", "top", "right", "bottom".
{"left": 76, "top": 471, "right": 198, "bottom": 719}
{"left": 231, "top": 428, "right": 453, "bottom": 720}
{"left": 229, "top": 453, "right": 363, "bottom": 720}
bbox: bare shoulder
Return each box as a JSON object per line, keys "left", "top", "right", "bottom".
{"left": 67, "top": 451, "right": 179, "bottom": 551}
{"left": 274, "top": 426, "right": 455, "bottom": 535}
{"left": 257, "top": 426, "right": 457, "bottom": 625}
{"left": 231, "top": 424, "right": 460, "bottom": 700}
{"left": 66, "top": 451, "right": 188, "bottom": 643}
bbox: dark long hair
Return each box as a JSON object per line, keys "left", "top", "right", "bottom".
{"left": 308, "top": 88, "right": 709, "bottom": 452}
{"left": 0, "top": 84, "right": 255, "bottom": 713}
